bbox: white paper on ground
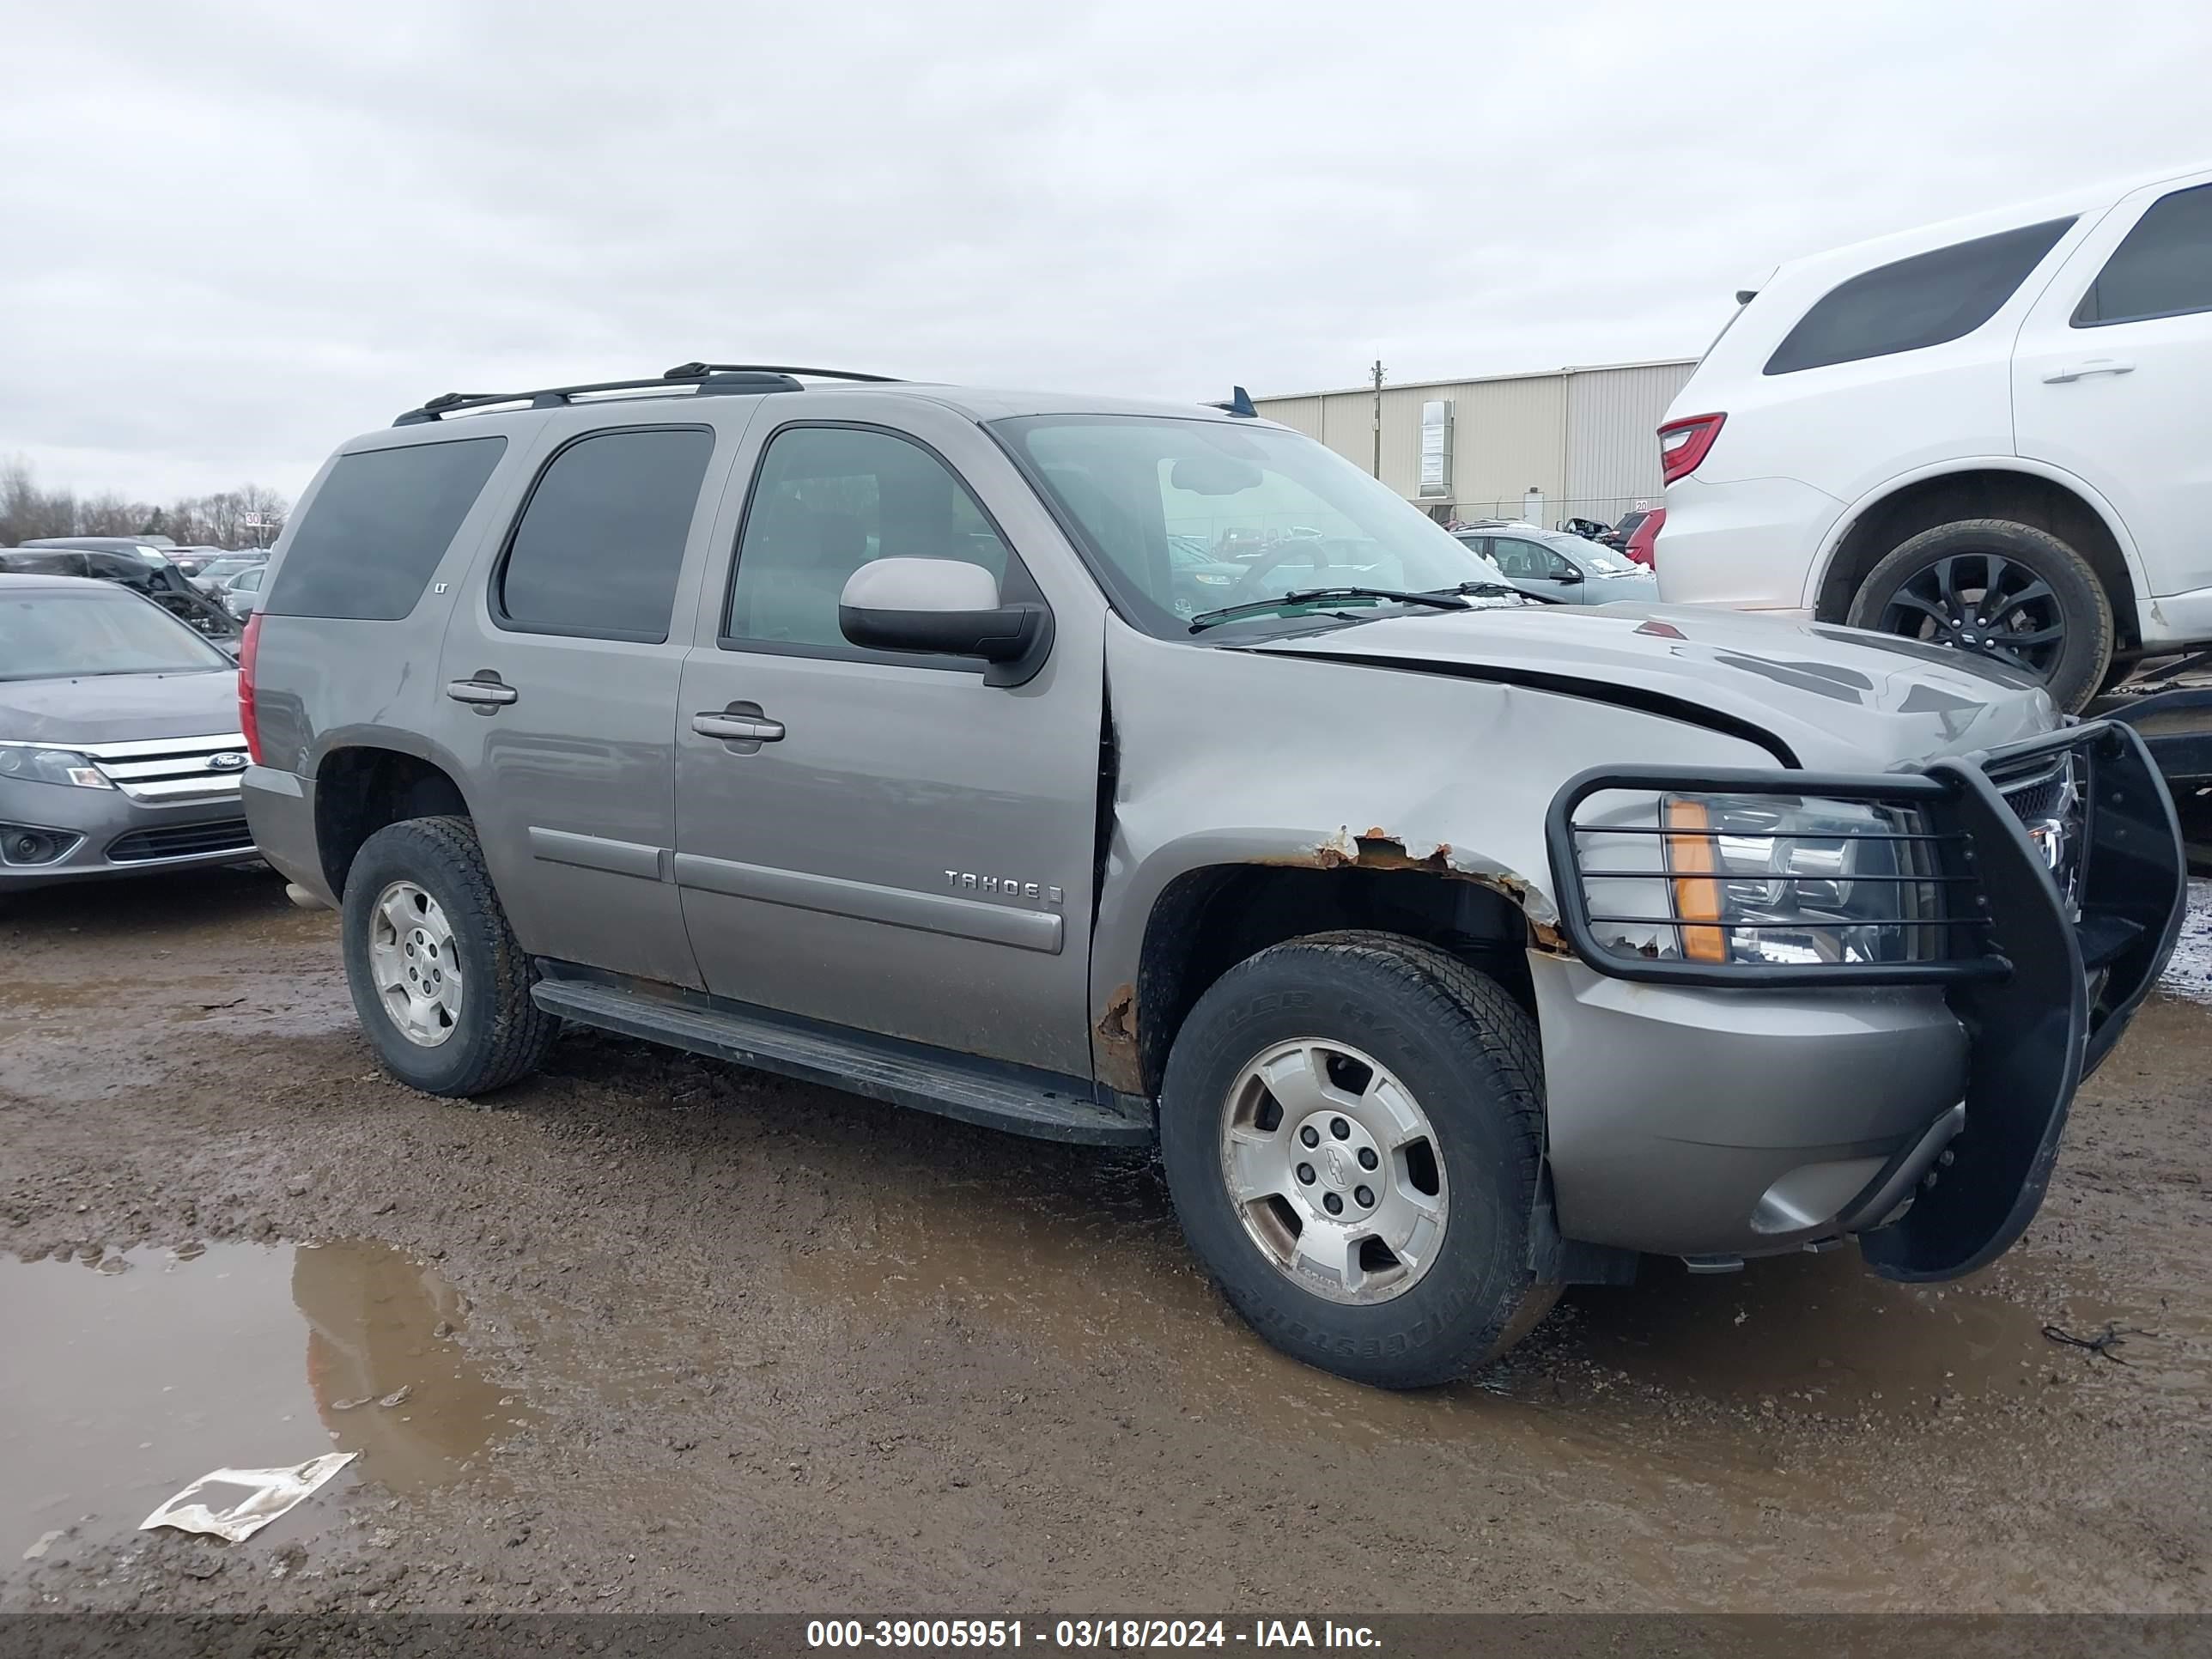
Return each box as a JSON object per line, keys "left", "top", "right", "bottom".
{"left": 139, "top": 1452, "right": 357, "bottom": 1543}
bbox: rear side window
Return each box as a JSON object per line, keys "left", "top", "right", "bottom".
{"left": 495, "top": 427, "right": 714, "bottom": 643}
{"left": 264, "top": 437, "right": 507, "bottom": 621}
{"left": 2075, "top": 183, "right": 2212, "bottom": 327}
{"left": 1764, "top": 217, "right": 2075, "bottom": 375}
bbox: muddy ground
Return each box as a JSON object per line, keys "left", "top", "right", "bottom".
{"left": 1, "top": 870, "right": 2208, "bottom": 1614}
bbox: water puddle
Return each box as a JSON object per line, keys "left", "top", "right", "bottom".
{"left": 2157, "top": 878, "right": 2212, "bottom": 1005}
{"left": 2, "top": 1240, "right": 527, "bottom": 1563}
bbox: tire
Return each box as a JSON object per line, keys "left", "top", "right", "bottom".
{"left": 1846, "top": 518, "right": 2114, "bottom": 714}
{"left": 1158, "top": 931, "right": 1556, "bottom": 1389}
{"left": 341, "top": 816, "right": 557, "bottom": 1097}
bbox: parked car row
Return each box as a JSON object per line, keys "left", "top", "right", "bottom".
{"left": 0, "top": 537, "right": 247, "bottom": 641}
{"left": 1454, "top": 522, "right": 1658, "bottom": 605}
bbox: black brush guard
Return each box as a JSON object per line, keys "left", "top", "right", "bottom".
{"left": 1548, "top": 720, "right": 2185, "bottom": 1282}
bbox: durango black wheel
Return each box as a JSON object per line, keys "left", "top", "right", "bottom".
{"left": 1847, "top": 518, "right": 2114, "bottom": 714}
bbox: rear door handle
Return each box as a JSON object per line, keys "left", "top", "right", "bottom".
{"left": 2042, "top": 358, "right": 2136, "bottom": 383}
{"left": 446, "top": 673, "right": 519, "bottom": 708}
{"left": 692, "top": 710, "right": 785, "bottom": 743}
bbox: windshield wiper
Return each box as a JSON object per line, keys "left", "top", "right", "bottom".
{"left": 1188, "top": 586, "right": 1471, "bottom": 633}
{"left": 1421, "top": 578, "right": 1545, "bottom": 603}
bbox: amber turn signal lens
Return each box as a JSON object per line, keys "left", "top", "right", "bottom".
{"left": 1662, "top": 797, "right": 1726, "bottom": 963}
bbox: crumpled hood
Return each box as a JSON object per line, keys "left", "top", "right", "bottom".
{"left": 0, "top": 670, "right": 241, "bottom": 745}
{"left": 1251, "top": 602, "right": 2059, "bottom": 769}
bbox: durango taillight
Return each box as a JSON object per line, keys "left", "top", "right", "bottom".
{"left": 1657, "top": 412, "right": 1725, "bottom": 485}
{"left": 238, "top": 611, "right": 264, "bottom": 764}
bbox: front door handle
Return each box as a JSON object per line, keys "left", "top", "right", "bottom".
{"left": 2042, "top": 358, "right": 2136, "bottom": 383}
{"left": 692, "top": 708, "right": 786, "bottom": 744}
{"left": 446, "top": 673, "right": 519, "bottom": 708}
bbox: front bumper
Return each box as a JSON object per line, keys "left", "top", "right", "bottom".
{"left": 1536, "top": 720, "right": 2185, "bottom": 1277}
{"left": 0, "top": 777, "right": 257, "bottom": 887}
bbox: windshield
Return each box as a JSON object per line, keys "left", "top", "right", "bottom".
{"left": 0, "top": 587, "right": 234, "bottom": 680}
{"left": 994, "top": 415, "right": 1526, "bottom": 637}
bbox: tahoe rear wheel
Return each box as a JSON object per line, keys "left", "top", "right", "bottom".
{"left": 1846, "top": 518, "right": 2115, "bottom": 714}
{"left": 341, "top": 816, "right": 557, "bottom": 1097}
{"left": 1158, "top": 932, "right": 1556, "bottom": 1389}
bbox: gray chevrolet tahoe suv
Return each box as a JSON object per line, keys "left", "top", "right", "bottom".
{"left": 240, "top": 364, "right": 2185, "bottom": 1389}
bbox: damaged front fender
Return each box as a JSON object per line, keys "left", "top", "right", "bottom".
{"left": 1087, "top": 630, "right": 1777, "bottom": 1094}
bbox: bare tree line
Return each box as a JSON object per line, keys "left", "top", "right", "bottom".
{"left": 1, "top": 457, "right": 290, "bottom": 550}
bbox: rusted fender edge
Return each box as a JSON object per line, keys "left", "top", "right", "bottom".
{"left": 1089, "top": 830, "right": 1571, "bottom": 1097}
{"left": 1094, "top": 981, "right": 1142, "bottom": 1096}
{"left": 1303, "top": 825, "right": 1565, "bottom": 945}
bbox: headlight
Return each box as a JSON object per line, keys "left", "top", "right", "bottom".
{"left": 0, "top": 744, "right": 114, "bottom": 790}
{"left": 1574, "top": 790, "right": 1949, "bottom": 969}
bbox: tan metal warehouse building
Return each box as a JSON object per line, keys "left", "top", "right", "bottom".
{"left": 1254, "top": 358, "right": 1696, "bottom": 530}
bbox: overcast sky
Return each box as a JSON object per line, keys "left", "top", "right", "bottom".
{"left": 3, "top": 0, "right": 2208, "bottom": 504}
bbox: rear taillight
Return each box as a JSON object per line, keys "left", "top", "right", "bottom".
{"left": 238, "top": 611, "right": 263, "bottom": 764}
{"left": 1658, "top": 412, "right": 1725, "bottom": 485}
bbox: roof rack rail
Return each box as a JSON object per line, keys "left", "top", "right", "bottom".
{"left": 393, "top": 362, "right": 897, "bottom": 427}
{"left": 662, "top": 362, "right": 902, "bottom": 384}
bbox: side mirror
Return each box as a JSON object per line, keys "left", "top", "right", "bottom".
{"left": 1554, "top": 567, "right": 1585, "bottom": 585}
{"left": 837, "top": 558, "right": 1052, "bottom": 687}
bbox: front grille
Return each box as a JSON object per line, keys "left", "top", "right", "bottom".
{"left": 106, "top": 818, "right": 254, "bottom": 864}
{"left": 76, "top": 733, "right": 251, "bottom": 802}
{"left": 1985, "top": 745, "right": 2087, "bottom": 914}
{"left": 1990, "top": 753, "right": 2070, "bottom": 819}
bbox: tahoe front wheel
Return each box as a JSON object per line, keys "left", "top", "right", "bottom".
{"left": 1158, "top": 932, "right": 1556, "bottom": 1389}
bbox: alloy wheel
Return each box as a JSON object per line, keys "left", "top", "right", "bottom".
{"left": 1876, "top": 550, "right": 2067, "bottom": 678}
{"left": 1218, "top": 1038, "right": 1449, "bottom": 1304}
{"left": 366, "top": 880, "right": 464, "bottom": 1048}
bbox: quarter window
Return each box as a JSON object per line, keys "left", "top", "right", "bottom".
{"left": 497, "top": 427, "right": 714, "bottom": 642}
{"left": 726, "top": 425, "right": 1013, "bottom": 657}
{"left": 2075, "top": 183, "right": 2212, "bottom": 327}
{"left": 1764, "top": 217, "right": 2075, "bottom": 375}
{"left": 264, "top": 436, "right": 507, "bottom": 621}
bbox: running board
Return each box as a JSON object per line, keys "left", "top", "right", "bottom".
{"left": 531, "top": 976, "right": 1152, "bottom": 1146}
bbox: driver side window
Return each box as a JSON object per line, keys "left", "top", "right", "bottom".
{"left": 726, "top": 424, "right": 1014, "bottom": 657}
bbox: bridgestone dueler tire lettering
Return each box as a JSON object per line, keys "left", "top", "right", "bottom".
{"left": 341, "top": 816, "right": 557, "bottom": 1097}
{"left": 1158, "top": 930, "right": 1557, "bottom": 1389}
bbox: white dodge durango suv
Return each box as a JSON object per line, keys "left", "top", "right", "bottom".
{"left": 1656, "top": 160, "right": 2212, "bottom": 712}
